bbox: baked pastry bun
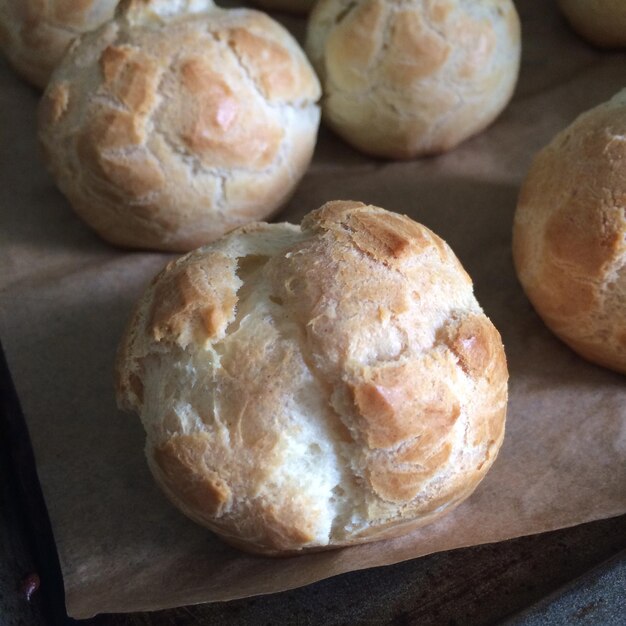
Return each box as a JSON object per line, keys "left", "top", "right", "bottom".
{"left": 0, "top": 0, "right": 118, "bottom": 89}
{"left": 116, "top": 201, "right": 509, "bottom": 555}
{"left": 38, "top": 0, "right": 321, "bottom": 252}
{"left": 305, "top": 0, "right": 521, "bottom": 159}
{"left": 252, "top": 0, "right": 315, "bottom": 15}
{"left": 557, "top": 0, "right": 626, "bottom": 48}
{"left": 513, "top": 91, "right": 626, "bottom": 375}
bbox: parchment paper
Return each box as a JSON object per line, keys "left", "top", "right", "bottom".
{"left": 0, "top": 0, "right": 624, "bottom": 619}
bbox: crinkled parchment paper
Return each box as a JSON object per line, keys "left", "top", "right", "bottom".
{"left": 0, "top": 0, "right": 624, "bottom": 618}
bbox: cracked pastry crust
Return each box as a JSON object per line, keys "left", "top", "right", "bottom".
{"left": 0, "top": 0, "right": 118, "bottom": 89}
{"left": 513, "top": 91, "right": 626, "bottom": 375}
{"left": 38, "top": 0, "right": 321, "bottom": 252}
{"left": 252, "top": 0, "right": 315, "bottom": 15}
{"left": 557, "top": 0, "right": 626, "bottom": 48}
{"left": 116, "top": 200, "right": 509, "bottom": 555}
{"left": 305, "top": 0, "right": 521, "bottom": 159}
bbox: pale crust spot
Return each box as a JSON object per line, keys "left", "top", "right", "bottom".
{"left": 453, "top": 17, "right": 496, "bottom": 79}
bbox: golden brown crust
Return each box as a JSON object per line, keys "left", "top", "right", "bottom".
{"left": 513, "top": 91, "right": 626, "bottom": 374}
{"left": 117, "top": 202, "right": 508, "bottom": 554}
{"left": 148, "top": 253, "right": 239, "bottom": 348}
{"left": 227, "top": 26, "right": 319, "bottom": 103}
{"left": 305, "top": 201, "right": 442, "bottom": 262}
{"left": 153, "top": 434, "right": 233, "bottom": 518}
{"left": 38, "top": 1, "right": 321, "bottom": 252}
{"left": 39, "top": 80, "right": 70, "bottom": 126}
{"left": 0, "top": 0, "right": 118, "bottom": 89}
{"left": 441, "top": 314, "right": 507, "bottom": 383}
{"left": 306, "top": 0, "right": 521, "bottom": 158}
{"left": 557, "top": 0, "right": 626, "bottom": 48}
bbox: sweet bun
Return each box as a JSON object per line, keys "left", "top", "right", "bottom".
{"left": 0, "top": 0, "right": 118, "bottom": 89}
{"left": 513, "top": 91, "right": 626, "bottom": 374}
{"left": 116, "top": 200, "right": 508, "bottom": 555}
{"left": 251, "top": 0, "right": 315, "bottom": 15}
{"left": 38, "top": 0, "right": 321, "bottom": 252}
{"left": 557, "top": 0, "right": 626, "bottom": 48}
{"left": 305, "top": 0, "right": 521, "bottom": 159}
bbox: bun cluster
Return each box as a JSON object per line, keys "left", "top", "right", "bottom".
{"left": 12, "top": 0, "right": 624, "bottom": 560}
